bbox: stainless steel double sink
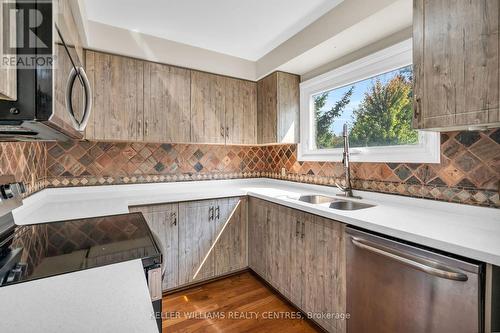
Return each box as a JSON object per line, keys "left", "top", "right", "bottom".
{"left": 296, "top": 195, "right": 374, "bottom": 210}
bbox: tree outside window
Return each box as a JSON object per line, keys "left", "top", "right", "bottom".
{"left": 313, "top": 65, "right": 418, "bottom": 149}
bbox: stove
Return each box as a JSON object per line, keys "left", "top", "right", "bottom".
{"left": 1, "top": 212, "right": 161, "bottom": 286}
{"left": 0, "top": 176, "right": 163, "bottom": 332}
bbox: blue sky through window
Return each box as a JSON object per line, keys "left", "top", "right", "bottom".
{"left": 314, "top": 65, "right": 412, "bottom": 136}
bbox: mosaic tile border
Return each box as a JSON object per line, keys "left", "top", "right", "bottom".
{"left": 261, "top": 172, "right": 499, "bottom": 208}
{"left": 46, "top": 172, "right": 263, "bottom": 187}
{"left": 24, "top": 179, "right": 48, "bottom": 198}
{"left": 46, "top": 171, "right": 499, "bottom": 208}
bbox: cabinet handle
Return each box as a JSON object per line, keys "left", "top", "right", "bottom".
{"left": 209, "top": 206, "right": 214, "bottom": 221}
{"left": 266, "top": 210, "right": 270, "bottom": 223}
{"left": 414, "top": 97, "right": 421, "bottom": 119}
{"left": 301, "top": 221, "right": 305, "bottom": 239}
{"left": 171, "top": 212, "right": 177, "bottom": 226}
{"left": 220, "top": 126, "right": 225, "bottom": 138}
{"left": 225, "top": 127, "right": 229, "bottom": 138}
{"left": 215, "top": 205, "right": 220, "bottom": 219}
{"left": 295, "top": 220, "right": 301, "bottom": 237}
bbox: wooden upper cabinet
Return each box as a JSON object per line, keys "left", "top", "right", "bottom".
{"left": 84, "top": 51, "right": 259, "bottom": 144}
{"left": 413, "top": 0, "right": 500, "bottom": 130}
{"left": 277, "top": 72, "right": 300, "bottom": 142}
{"left": 225, "top": 78, "right": 257, "bottom": 144}
{"left": 257, "top": 72, "right": 300, "bottom": 144}
{"left": 190, "top": 71, "right": 226, "bottom": 144}
{"left": 144, "top": 63, "right": 191, "bottom": 143}
{"left": 257, "top": 73, "right": 278, "bottom": 144}
{"left": 85, "top": 51, "right": 144, "bottom": 141}
{"left": 0, "top": 0, "right": 16, "bottom": 101}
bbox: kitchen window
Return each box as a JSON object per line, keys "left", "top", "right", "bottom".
{"left": 298, "top": 39, "right": 440, "bottom": 163}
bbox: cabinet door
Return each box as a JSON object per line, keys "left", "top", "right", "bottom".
{"left": 275, "top": 205, "right": 295, "bottom": 299}
{"left": 264, "top": 200, "right": 280, "bottom": 286}
{"left": 413, "top": 0, "right": 499, "bottom": 130}
{"left": 257, "top": 73, "right": 278, "bottom": 144}
{"left": 85, "top": 51, "right": 144, "bottom": 141}
{"left": 143, "top": 63, "right": 191, "bottom": 143}
{"left": 178, "top": 200, "right": 216, "bottom": 285}
{"left": 190, "top": 71, "right": 226, "bottom": 143}
{"left": 213, "top": 197, "right": 247, "bottom": 275}
{"left": 248, "top": 197, "right": 268, "bottom": 278}
{"left": 0, "top": 0, "right": 16, "bottom": 101}
{"left": 225, "top": 78, "right": 257, "bottom": 144}
{"left": 289, "top": 210, "right": 308, "bottom": 309}
{"left": 129, "top": 203, "right": 179, "bottom": 290}
{"left": 304, "top": 216, "right": 346, "bottom": 333}
{"left": 277, "top": 72, "right": 300, "bottom": 143}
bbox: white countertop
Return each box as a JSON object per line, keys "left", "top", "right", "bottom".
{"left": 0, "top": 260, "right": 159, "bottom": 333}
{"left": 13, "top": 178, "right": 500, "bottom": 265}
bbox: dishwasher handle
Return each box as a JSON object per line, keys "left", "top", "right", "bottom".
{"left": 351, "top": 237, "right": 469, "bottom": 282}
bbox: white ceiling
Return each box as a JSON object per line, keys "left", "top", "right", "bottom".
{"left": 83, "top": 0, "right": 343, "bottom": 61}
{"left": 278, "top": 0, "right": 412, "bottom": 77}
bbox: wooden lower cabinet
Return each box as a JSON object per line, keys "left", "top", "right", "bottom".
{"left": 265, "top": 201, "right": 280, "bottom": 287}
{"left": 178, "top": 199, "right": 216, "bottom": 284}
{"left": 129, "top": 203, "right": 179, "bottom": 290}
{"left": 131, "top": 197, "right": 247, "bottom": 291}
{"left": 274, "top": 205, "right": 294, "bottom": 299}
{"left": 214, "top": 197, "right": 248, "bottom": 275}
{"left": 248, "top": 198, "right": 268, "bottom": 278}
{"left": 289, "top": 210, "right": 310, "bottom": 309}
{"left": 134, "top": 196, "right": 345, "bottom": 331}
{"left": 304, "top": 216, "right": 346, "bottom": 333}
{"left": 248, "top": 198, "right": 346, "bottom": 333}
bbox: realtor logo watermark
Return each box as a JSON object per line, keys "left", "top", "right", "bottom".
{"left": 1, "top": 0, "right": 53, "bottom": 69}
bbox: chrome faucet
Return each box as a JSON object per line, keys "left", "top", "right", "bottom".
{"left": 335, "top": 124, "right": 360, "bottom": 199}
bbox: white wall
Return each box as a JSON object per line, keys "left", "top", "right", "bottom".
{"left": 86, "top": 21, "right": 256, "bottom": 80}
{"left": 301, "top": 27, "right": 412, "bottom": 81}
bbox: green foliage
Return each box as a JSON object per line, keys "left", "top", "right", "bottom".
{"left": 313, "top": 66, "right": 417, "bottom": 149}
{"left": 349, "top": 74, "right": 418, "bottom": 147}
{"left": 314, "top": 86, "right": 354, "bottom": 148}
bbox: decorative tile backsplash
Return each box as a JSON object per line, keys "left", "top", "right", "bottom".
{"left": 42, "top": 129, "right": 500, "bottom": 207}
{"left": 0, "top": 142, "right": 46, "bottom": 196}
{"left": 45, "top": 141, "right": 266, "bottom": 186}
{"left": 263, "top": 130, "right": 499, "bottom": 207}
{"left": 0, "top": 129, "right": 497, "bottom": 207}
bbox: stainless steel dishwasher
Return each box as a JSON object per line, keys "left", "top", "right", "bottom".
{"left": 346, "top": 227, "right": 484, "bottom": 333}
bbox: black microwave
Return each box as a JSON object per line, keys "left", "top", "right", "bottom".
{"left": 0, "top": 0, "right": 92, "bottom": 141}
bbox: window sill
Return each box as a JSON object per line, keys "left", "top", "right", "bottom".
{"left": 297, "top": 132, "right": 441, "bottom": 163}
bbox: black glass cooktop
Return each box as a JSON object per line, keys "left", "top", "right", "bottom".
{"left": 0, "top": 212, "right": 160, "bottom": 286}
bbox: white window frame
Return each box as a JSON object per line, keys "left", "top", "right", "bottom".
{"left": 298, "top": 39, "right": 440, "bottom": 163}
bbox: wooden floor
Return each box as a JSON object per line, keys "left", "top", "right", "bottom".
{"left": 162, "top": 272, "right": 320, "bottom": 333}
